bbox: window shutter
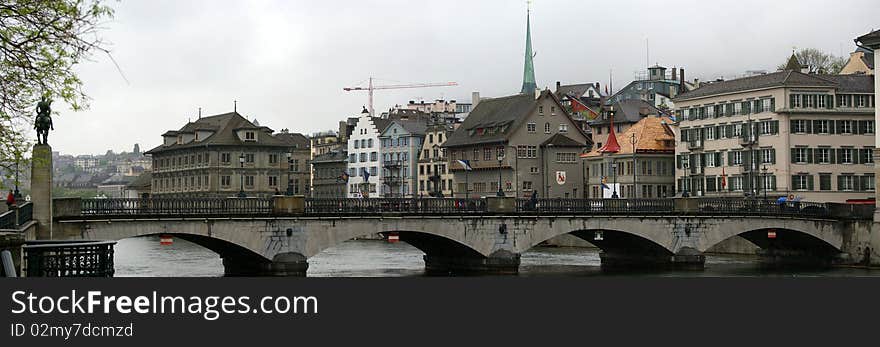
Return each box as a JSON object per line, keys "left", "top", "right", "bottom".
{"left": 790, "top": 94, "right": 797, "bottom": 108}
{"left": 715, "top": 152, "right": 722, "bottom": 166}
{"left": 770, "top": 98, "right": 775, "bottom": 112}
{"left": 826, "top": 95, "right": 834, "bottom": 109}
{"left": 771, "top": 175, "right": 777, "bottom": 190}
{"left": 855, "top": 121, "right": 863, "bottom": 135}
{"left": 837, "top": 148, "right": 844, "bottom": 164}
{"left": 807, "top": 175, "right": 814, "bottom": 190}
{"left": 807, "top": 119, "right": 814, "bottom": 133}
{"left": 715, "top": 126, "right": 721, "bottom": 139}
{"left": 835, "top": 120, "right": 843, "bottom": 134}
{"left": 728, "top": 151, "right": 734, "bottom": 166}
{"left": 830, "top": 148, "right": 837, "bottom": 164}
{"left": 837, "top": 176, "right": 844, "bottom": 191}
{"left": 770, "top": 149, "right": 776, "bottom": 164}
{"left": 791, "top": 148, "right": 797, "bottom": 163}
{"left": 856, "top": 149, "right": 864, "bottom": 164}
{"left": 771, "top": 120, "right": 779, "bottom": 134}
{"left": 813, "top": 148, "right": 821, "bottom": 163}
{"left": 742, "top": 151, "right": 751, "bottom": 168}
{"left": 806, "top": 148, "right": 814, "bottom": 163}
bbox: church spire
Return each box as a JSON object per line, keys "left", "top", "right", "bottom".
{"left": 520, "top": 4, "right": 537, "bottom": 94}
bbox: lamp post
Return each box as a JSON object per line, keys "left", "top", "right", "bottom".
{"left": 496, "top": 154, "right": 505, "bottom": 197}
{"left": 237, "top": 154, "right": 246, "bottom": 198}
{"left": 286, "top": 152, "right": 294, "bottom": 196}
{"left": 682, "top": 162, "right": 690, "bottom": 197}
{"left": 630, "top": 132, "right": 637, "bottom": 198}
{"left": 611, "top": 160, "right": 619, "bottom": 199}
{"left": 13, "top": 153, "right": 21, "bottom": 200}
{"left": 761, "top": 164, "right": 768, "bottom": 200}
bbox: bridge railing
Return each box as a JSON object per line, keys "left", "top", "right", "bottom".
{"left": 23, "top": 240, "right": 116, "bottom": 277}
{"left": 516, "top": 198, "right": 674, "bottom": 214}
{"left": 0, "top": 202, "right": 33, "bottom": 230}
{"left": 695, "top": 198, "right": 830, "bottom": 218}
{"left": 81, "top": 198, "right": 274, "bottom": 216}
{"left": 305, "top": 198, "right": 487, "bottom": 215}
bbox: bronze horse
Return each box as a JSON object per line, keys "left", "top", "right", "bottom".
{"left": 34, "top": 97, "right": 53, "bottom": 145}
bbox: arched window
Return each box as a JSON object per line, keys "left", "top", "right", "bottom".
{"left": 544, "top": 122, "right": 551, "bottom": 134}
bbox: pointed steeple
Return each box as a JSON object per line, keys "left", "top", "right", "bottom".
{"left": 784, "top": 52, "right": 803, "bottom": 71}
{"left": 599, "top": 108, "right": 621, "bottom": 153}
{"left": 520, "top": 6, "right": 537, "bottom": 94}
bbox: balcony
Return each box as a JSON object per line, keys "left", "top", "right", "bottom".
{"left": 687, "top": 140, "right": 703, "bottom": 150}
{"left": 383, "top": 160, "right": 403, "bottom": 168}
{"left": 739, "top": 134, "right": 757, "bottom": 147}
{"left": 381, "top": 176, "right": 403, "bottom": 184}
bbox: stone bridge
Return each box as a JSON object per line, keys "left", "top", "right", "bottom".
{"left": 48, "top": 197, "right": 879, "bottom": 276}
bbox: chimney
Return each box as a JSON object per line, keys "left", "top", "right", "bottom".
{"left": 555, "top": 81, "right": 561, "bottom": 92}
{"left": 535, "top": 88, "right": 541, "bottom": 100}
{"left": 679, "top": 68, "right": 685, "bottom": 92}
{"left": 472, "top": 91, "right": 481, "bottom": 107}
{"left": 595, "top": 82, "right": 600, "bottom": 89}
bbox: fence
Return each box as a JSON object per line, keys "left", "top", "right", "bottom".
{"left": 0, "top": 202, "right": 33, "bottom": 229}
{"left": 81, "top": 198, "right": 274, "bottom": 216}
{"left": 305, "top": 198, "right": 487, "bottom": 215}
{"left": 23, "top": 240, "right": 116, "bottom": 277}
{"left": 695, "top": 198, "right": 830, "bottom": 218}
{"left": 516, "top": 198, "right": 674, "bottom": 214}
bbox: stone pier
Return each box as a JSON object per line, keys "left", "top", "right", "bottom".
{"left": 30, "top": 144, "right": 52, "bottom": 240}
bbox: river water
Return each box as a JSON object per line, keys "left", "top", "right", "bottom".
{"left": 114, "top": 236, "right": 880, "bottom": 277}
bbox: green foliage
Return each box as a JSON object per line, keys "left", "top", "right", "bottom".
{"left": 0, "top": 1, "right": 115, "bottom": 186}
{"left": 52, "top": 186, "right": 98, "bottom": 198}
{"left": 778, "top": 48, "right": 848, "bottom": 74}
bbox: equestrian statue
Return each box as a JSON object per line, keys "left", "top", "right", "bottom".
{"left": 34, "top": 96, "right": 54, "bottom": 145}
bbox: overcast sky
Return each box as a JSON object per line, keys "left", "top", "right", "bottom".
{"left": 51, "top": 0, "right": 878, "bottom": 155}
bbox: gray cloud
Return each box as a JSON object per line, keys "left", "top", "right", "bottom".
{"left": 53, "top": 0, "right": 878, "bottom": 154}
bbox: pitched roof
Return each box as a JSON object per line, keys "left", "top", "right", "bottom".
{"left": 589, "top": 99, "right": 663, "bottom": 125}
{"left": 598, "top": 119, "right": 621, "bottom": 153}
{"left": 814, "top": 74, "right": 874, "bottom": 93}
{"left": 856, "top": 29, "right": 880, "bottom": 48}
{"left": 674, "top": 70, "right": 837, "bottom": 101}
{"left": 556, "top": 83, "right": 599, "bottom": 99}
{"left": 583, "top": 116, "right": 675, "bottom": 157}
{"left": 784, "top": 53, "right": 803, "bottom": 71}
{"left": 312, "top": 151, "right": 348, "bottom": 164}
{"left": 541, "top": 133, "right": 585, "bottom": 148}
{"left": 443, "top": 92, "right": 538, "bottom": 147}
{"left": 146, "top": 112, "right": 304, "bottom": 154}
{"left": 126, "top": 172, "right": 152, "bottom": 189}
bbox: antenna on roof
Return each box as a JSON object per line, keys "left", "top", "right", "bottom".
{"left": 234, "top": 100, "right": 237, "bottom": 112}
{"left": 198, "top": 107, "right": 202, "bottom": 119}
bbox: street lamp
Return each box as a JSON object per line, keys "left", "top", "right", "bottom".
{"left": 496, "top": 154, "right": 505, "bottom": 197}
{"left": 13, "top": 154, "right": 21, "bottom": 200}
{"left": 286, "top": 152, "right": 294, "bottom": 196}
{"left": 630, "top": 132, "right": 637, "bottom": 198}
{"left": 682, "top": 162, "right": 690, "bottom": 197}
{"left": 761, "top": 164, "right": 768, "bottom": 200}
{"left": 611, "top": 160, "right": 619, "bottom": 199}
{"left": 237, "top": 154, "right": 246, "bottom": 198}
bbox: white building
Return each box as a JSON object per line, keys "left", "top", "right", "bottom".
{"left": 346, "top": 108, "right": 391, "bottom": 197}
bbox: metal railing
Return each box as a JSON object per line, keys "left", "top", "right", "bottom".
{"left": 81, "top": 198, "right": 274, "bottom": 216}
{"left": 23, "top": 240, "right": 116, "bottom": 277}
{"left": 516, "top": 198, "right": 674, "bottom": 214}
{"left": 695, "top": 198, "right": 830, "bottom": 217}
{"left": 305, "top": 198, "right": 487, "bottom": 215}
{"left": 0, "top": 202, "right": 33, "bottom": 229}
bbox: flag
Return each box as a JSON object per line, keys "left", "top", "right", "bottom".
{"left": 570, "top": 97, "right": 598, "bottom": 120}
{"left": 457, "top": 159, "right": 472, "bottom": 171}
{"left": 604, "top": 85, "right": 609, "bottom": 95}
{"left": 600, "top": 176, "right": 610, "bottom": 190}
{"left": 338, "top": 170, "right": 350, "bottom": 183}
{"left": 720, "top": 167, "right": 727, "bottom": 189}
{"left": 361, "top": 168, "right": 370, "bottom": 182}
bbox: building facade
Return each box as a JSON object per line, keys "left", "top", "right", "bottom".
{"left": 582, "top": 115, "right": 676, "bottom": 199}
{"left": 146, "top": 112, "right": 310, "bottom": 197}
{"left": 346, "top": 109, "right": 391, "bottom": 198}
{"left": 443, "top": 90, "right": 591, "bottom": 198}
{"left": 417, "top": 118, "right": 458, "bottom": 197}
{"left": 378, "top": 120, "right": 426, "bottom": 197}
{"left": 311, "top": 150, "right": 347, "bottom": 198}
{"left": 673, "top": 69, "right": 875, "bottom": 202}
{"left": 608, "top": 65, "right": 691, "bottom": 110}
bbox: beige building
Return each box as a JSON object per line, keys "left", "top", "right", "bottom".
{"left": 443, "top": 90, "right": 591, "bottom": 198}
{"left": 417, "top": 118, "right": 459, "bottom": 197}
{"left": 673, "top": 69, "right": 875, "bottom": 202}
{"left": 146, "top": 112, "right": 311, "bottom": 197}
{"left": 582, "top": 115, "right": 676, "bottom": 199}
{"left": 840, "top": 47, "right": 874, "bottom": 75}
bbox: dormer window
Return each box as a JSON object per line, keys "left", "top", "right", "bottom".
{"left": 245, "top": 131, "right": 256, "bottom": 141}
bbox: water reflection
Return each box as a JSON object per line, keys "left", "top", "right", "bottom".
{"left": 113, "top": 237, "right": 880, "bottom": 277}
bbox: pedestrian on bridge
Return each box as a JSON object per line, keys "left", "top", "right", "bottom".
{"left": 5, "top": 190, "right": 14, "bottom": 209}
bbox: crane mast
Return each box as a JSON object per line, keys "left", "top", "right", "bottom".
{"left": 343, "top": 77, "right": 458, "bottom": 116}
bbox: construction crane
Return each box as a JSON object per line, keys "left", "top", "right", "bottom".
{"left": 343, "top": 77, "right": 458, "bottom": 117}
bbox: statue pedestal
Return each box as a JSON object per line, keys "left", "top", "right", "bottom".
{"left": 30, "top": 144, "right": 52, "bottom": 240}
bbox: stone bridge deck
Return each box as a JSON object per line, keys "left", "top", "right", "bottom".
{"left": 49, "top": 197, "right": 879, "bottom": 276}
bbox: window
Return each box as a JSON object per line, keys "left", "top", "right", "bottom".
{"left": 816, "top": 120, "right": 830, "bottom": 134}
{"left": 559, "top": 124, "right": 568, "bottom": 133}
{"left": 731, "top": 151, "right": 743, "bottom": 165}
{"left": 269, "top": 154, "right": 278, "bottom": 164}
{"left": 496, "top": 146, "right": 504, "bottom": 159}
{"left": 864, "top": 148, "right": 874, "bottom": 164}
{"left": 221, "top": 176, "right": 231, "bottom": 187}
{"left": 761, "top": 148, "right": 774, "bottom": 163}
{"left": 838, "top": 94, "right": 849, "bottom": 107}
{"left": 793, "top": 148, "right": 809, "bottom": 163}
{"left": 759, "top": 120, "right": 775, "bottom": 135}
{"left": 245, "top": 131, "right": 255, "bottom": 141}
{"left": 530, "top": 167, "right": 540, "bottom": 174}
{"left": 792, "top": 120, "right": 807, "bottom": 133}
{"left": 556, "top": 152, "right": 577, "bottom": 163}
{"left": 368, "top": 139, "right": 373, "bottom": 148}
{"left": 544, "top": 123, "right": 551, "bottom": 134}
{"left": 244, "top": 175, "right": 254, "bottom": 187}
{"left": 817, "top": 148, "right": 831, "bottom": 164}
{"left": 839, "top": 175, "right": 855, "bottom": 191}
{"left": 359, "top": 153, "right": 367, "bottom": 162}
{"left": 527, "top": 122, "right": 536, "bottom": 133}
{"left": 866, "top": 121, "right": 875, "bottom": 134}
{"left": 221, "top": 153, "right": 231, "bottom": 164}
{"left": 483, "top": 148, "right": 492, "bottom": 161}
{"left": 244, "top": 153, "right": 254, "bottom": 163}
{"left": 790, "top": 94, "right": 802, "bottom": 108}
{"left": 539, "top": 106, "right": 544, "bottom": 115}
{"left": 840, "top": 120, "right": 853, "bottom": 134}
{"left": 370, "top": 152, "right": 378, "bottom": 162}
{"left": 792, "top": 175, "right": 810, "bottom": 190}
{"left": 370, "top": 167, "right": 377, "bottom": 176}
{"left": 840, "top": 148, "right": 853, "bottom": 164}
{"left": 732, "top": 123, "right": 742, "bottom": 137}
{"left": 866, "top": 175, "right": 876, "bottom": 191}
{"left": 551, "top": 106, "right": 556, "bottom": 115}
{"left": 730, "top": 176, "right": 743, "bottom": 191}
{"left": 819, "top": 174, "right": 832, "bottom": 191}
{"left": 268, "top": 176, "right": 278, "bottom": 187}
{"left": 857, "top": 95, "right": 867, "bottom": 107}
{"left": 517, "top": 145, "right": 537, "bottom": 159}
{"left": 472, "top": 148, "right": 479, "bottom": 161}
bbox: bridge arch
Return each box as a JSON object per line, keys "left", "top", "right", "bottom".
{"left": 697, "top": 218, "right": 844, "bottom": 253}
{"left": 513, "top": 217, "right": 678, "bottom": 255}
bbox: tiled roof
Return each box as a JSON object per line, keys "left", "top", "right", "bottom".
{"left": 589, "top": 99, "right": 663, "bottom": 125}
{"left": 541, "top": 133, "right": 585, "bottom": 148}
{"left": 126, "top": 172, "right": 152, "bottom": 189}
{"left": 814, "top": 74, "right": 874, "bottom": 93}
{"left": 443, "top": 92, "right": 539, "bottom": 147}
{"left": 582, "top": 116, "right": 675, "bottom": 157}
{"left": 675, "top": 70, "right": 838, "bottom": 101}
{"left": 146, "top": 112, "right": 306, "bottom": 154}
{"left": 556, "top": 83, "right": 599, "bottom": 99}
